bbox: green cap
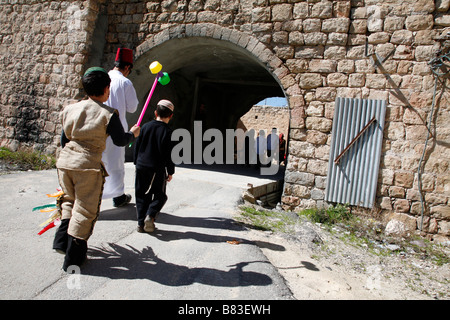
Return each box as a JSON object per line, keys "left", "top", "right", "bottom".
{"left": 84, "top": 67, "right": 108, "bottom": 76}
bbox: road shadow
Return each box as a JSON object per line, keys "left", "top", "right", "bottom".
{"left": 177, "top": 163, "right": 286, "bottom": 181}
{"left": 148, "top": 228, "right": 285, "bottom": 252}
{"left": 84, "top": 243, "right": 273, "bottom": 287}
{"left": 97, "top": 208, "right": 286, "bottom": 252}
{"left": 156, "top": 211, "right": 242, "bottom": 230}
{"left": 89, "top": 202, "right": 286, "bottom": 287}
{"left": 276, "top": 260, "right": 320, "bottom": 272}
{"left": 154, "top": 212, "right": 285, "bottom": 252}
{"left": 98, "top": 204, "right": 136, "bottom": 221}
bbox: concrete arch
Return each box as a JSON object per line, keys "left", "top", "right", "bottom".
{"left": 134, "top": 23, "right": 286, "bottom": 87}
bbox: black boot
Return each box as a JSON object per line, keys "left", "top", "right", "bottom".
{"left": 63, "top": 235, "right": 87, "bottom": 272}
{"left": 113, "top": 194, "right": 132, "bottom": 207}
{"left": 53, "top": 219, "right": 70, "bottom": 254}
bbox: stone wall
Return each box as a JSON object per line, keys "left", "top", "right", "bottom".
{"left": 0, "top": 0, "right": 449, "bottom": 240}
{"left": 276, "top": 0, "right": 450, "bottom": 242}
{"left": 238, "top": 105, "right": 290, "bottom": 139}
{"left": 0, "top": 0, "right": 104, "bottom": 153}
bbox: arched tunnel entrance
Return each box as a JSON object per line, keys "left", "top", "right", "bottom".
{"left": 126, "top": 36, "right": 286, "bottom": 173}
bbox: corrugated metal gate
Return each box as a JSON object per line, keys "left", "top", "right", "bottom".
{"left": 324, "top": 98, "right": 387, "bottom": 208}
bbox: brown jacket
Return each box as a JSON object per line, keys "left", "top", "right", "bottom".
{"left": 57, "top": 98, "right": 115, "bottom": 171}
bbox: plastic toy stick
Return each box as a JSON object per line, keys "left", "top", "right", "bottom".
{"left": 135, "top": 61, "right": 170, "bottom": 127}
{"left": 136, "top": 75, "right": 160, "bottom": 127}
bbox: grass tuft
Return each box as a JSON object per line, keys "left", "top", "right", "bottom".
{"left": 0, "top": 147, "right": 56, "bottom": 171}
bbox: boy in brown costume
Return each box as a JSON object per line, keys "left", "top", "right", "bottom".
{"left": 53, "top": 67, "right": 140, "bottom": 271}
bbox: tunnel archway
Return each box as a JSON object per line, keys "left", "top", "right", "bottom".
{"left": 126, "top": 31, "right": 288, "bottom": 166}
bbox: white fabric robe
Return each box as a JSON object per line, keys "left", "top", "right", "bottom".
{"left": 102, "top": 69, "right": 139, "bottom": 199}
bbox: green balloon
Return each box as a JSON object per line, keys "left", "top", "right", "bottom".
{"left": 158, "top": 72, "right": 170, "bottom": 85}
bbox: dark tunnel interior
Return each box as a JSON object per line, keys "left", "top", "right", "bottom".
{"left": 125, "top": 37, "right": 286, "bottom": 163}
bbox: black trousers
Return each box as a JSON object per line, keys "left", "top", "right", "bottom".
{"left": 53, "top": 219, "right": 87, "bottom": 271}
{"left": 135, "top": 167, "right": 168, "bottom": 227}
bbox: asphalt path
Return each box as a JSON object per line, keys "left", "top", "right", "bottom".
{"left": 0, "top": 163, "right": 294, "bottom": 300}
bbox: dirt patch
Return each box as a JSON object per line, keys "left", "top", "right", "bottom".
{"left": 236, "top": 208, "right": 450, "bottom": 300}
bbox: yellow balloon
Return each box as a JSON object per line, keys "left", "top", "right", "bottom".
{"left": 149, "top": 61, "right": 162, "bottom": 74}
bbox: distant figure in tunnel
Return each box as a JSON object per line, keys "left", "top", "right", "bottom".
{"left": 267, "top": 127, "right": 278, "bottom": 159}
{"left": 102, "top": 47, "right": 139, "bottom": 207}
{"left": 134, "top": 99, "right": 175, "bottom": 233}
{"left": 255, "top": 130, "right": 266, "bottom": 168}
{"left": 279, "top": 133, "right": 286, "bottom": 165}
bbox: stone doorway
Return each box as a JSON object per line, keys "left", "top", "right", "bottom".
{"left": 125, "top": 36, "right": 288, "bottom": 169}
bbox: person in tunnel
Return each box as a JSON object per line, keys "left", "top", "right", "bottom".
{"left": 134, "top": 99, "right": 175, "bottom": 233}
{"left": 279, "top": 133, "right": 286, "bottom": 165}
{"left": 102, "top": 47, "right": 139, "bottom": 207}
{"left": 266, "top": 127, "right": 278, "bottom": 159}
{"left": 255, "top": 130, "right": 267, "bottom": 168}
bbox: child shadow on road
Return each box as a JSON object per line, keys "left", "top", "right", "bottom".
{"left": 85, "top": 243, "right": 273, "bottom": 288}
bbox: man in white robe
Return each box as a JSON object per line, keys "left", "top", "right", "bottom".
{"left": 102, "top": 47, "right": 139, "bottom": 207}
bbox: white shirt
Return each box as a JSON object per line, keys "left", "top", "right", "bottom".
{"left": 106, "top": 69, "right": 139, "bottom": 130}
{"left": 101, "top": 69, "right": 139, "bottom": 199}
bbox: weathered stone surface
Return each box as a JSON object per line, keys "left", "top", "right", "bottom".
{"left": 1, "top": 0, "right": 449, "bottom": 240}
{"left": 285, "top": 171, "right": 315, "bottom": 186}
{"left": 299, "top": 73, "right": 323, "bottom": 89}
{"left": 385, "top": 212, "right": 417, "bottom": 235}
{"left": 405, "top": 15, "right": 434, "bottom": 31}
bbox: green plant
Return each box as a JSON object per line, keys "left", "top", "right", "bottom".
{"left": 298, "top": 204, "right": 352, "bottom": 226}
{"left": 0, "top": 147, "right": 56, "bottom": 171}
{"left": 237, "top": 206, "right": 297, "bottom": 233}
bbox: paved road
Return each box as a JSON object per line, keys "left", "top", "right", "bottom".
{"left": 0, "top": 163, "right": 294, "bottom": 300}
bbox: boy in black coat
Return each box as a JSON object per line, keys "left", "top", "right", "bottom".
{"left": 134, "top": 99, "right": 175, "bottom": 233}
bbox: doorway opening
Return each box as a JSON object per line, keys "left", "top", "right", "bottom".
{"left": 128, "top": 37, "right": 288, "bottom": 203}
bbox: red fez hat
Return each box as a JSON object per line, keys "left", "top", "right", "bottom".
{"left": 115, "top": 48, "right": 133, "bottom": 64}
